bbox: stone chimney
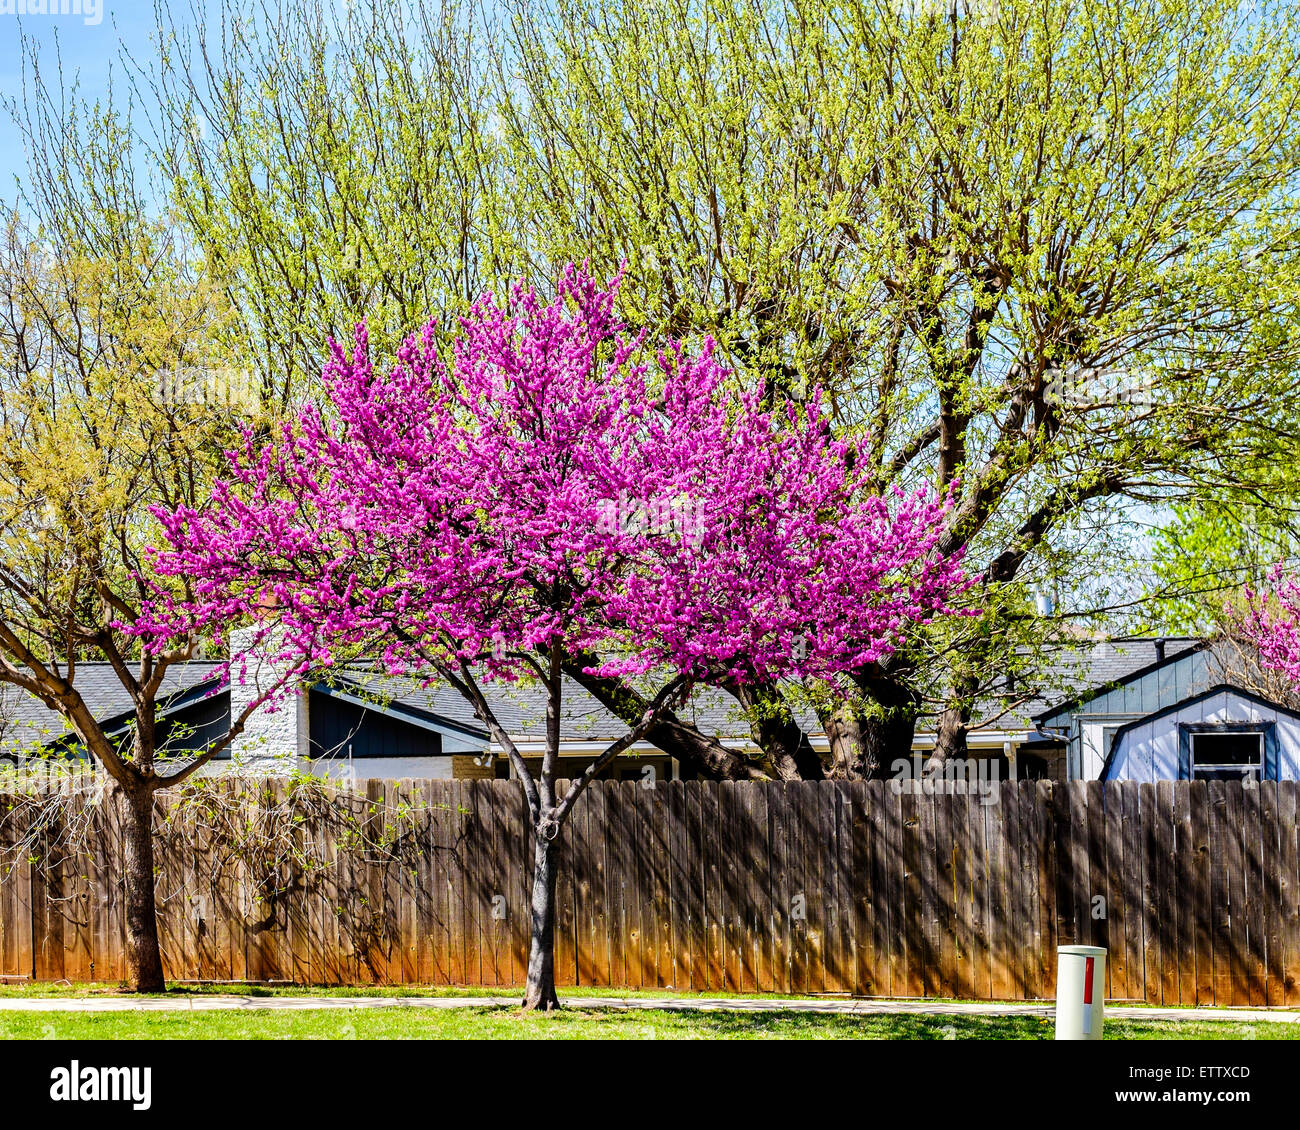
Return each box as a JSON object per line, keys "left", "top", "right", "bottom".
{"left": 227, "top": 625, "right": 309, "bottom": 773}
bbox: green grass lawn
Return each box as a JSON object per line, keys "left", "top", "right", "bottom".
{"left": 1, "top": 981, "right": 1295, "bottom": 1039}
{"left": 0, "top": 1007, "right": 1295, "bottom": 1040}
{"left": 0, "top": 981, "right": 783, "bottom": 1000}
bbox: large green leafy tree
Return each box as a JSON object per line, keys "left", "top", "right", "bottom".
{"left": 134, "top": 0, "right": 1300, "bottom": 775}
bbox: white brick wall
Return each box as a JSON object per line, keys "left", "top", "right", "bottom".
{"left": 228, "top": 625, "right": 308, "bottom": 773}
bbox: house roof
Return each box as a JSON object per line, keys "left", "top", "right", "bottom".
{"left": 0, "top": 662, "right": 225, "bottom": 757}
{"left": 1032, "top": 637, "right": 1207, "bottom": 726}
{"left": 0, "top": 662, "right": 768, "bottom": 752}
{"left": 326, "top": 670, "right": 771, "bottom": 743}
{"left": 964, "top": 636, "right": 1203, "bottom": 733}
{"left": 0, "top": 637, "right": 1209, "bottom": 755}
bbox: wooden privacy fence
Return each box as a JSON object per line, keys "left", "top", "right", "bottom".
{"left": 1, "top": 776, "right": 1299, "bottom": 1005}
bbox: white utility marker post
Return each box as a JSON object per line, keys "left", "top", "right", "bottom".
{"left": 1055, "top": 945, "right": 1106, "bottom": 1040}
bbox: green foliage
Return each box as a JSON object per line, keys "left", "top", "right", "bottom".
{"left": 1142, "top": 498, "right": 1300, "bottom": 635}
{"left": 144, "top": 0, "right": 1300, "bottom": 621}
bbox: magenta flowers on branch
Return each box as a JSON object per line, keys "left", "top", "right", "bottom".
{"left": 1242, "top": 567, "right": 1300, "bottom": 686}
{"left": 134, "top": 264, "right": 974, "bottom": 1010}
{"left": 138, "top": 265, "right": 971, "bottom": 691}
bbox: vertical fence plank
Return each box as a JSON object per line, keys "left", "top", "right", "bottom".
{"left": 828, "top": 782, "right": 853, "bottom": 995}
{"left": 1138, "top": 783, "right": 1162, "bottom": 1004}
{"left": 911, "top": 783, "right": 936, "bottom": 997}
{"left": 950, "top": 790, "right": 973, "bottom": 1000}
{"left": 1056, "top": 783, "right": 1082, "bottom": 952}
{"left": 1005, "top": 782, "right": 1031, "bottom": 999}
{"left": 462, "top": 780, "right": 487, "bottom": 989}
{"left": 1036, "top": 781, "right": 1059, "bottom": 998}
{"left": 1224, "top": 783, "right": 1249, "bottom": 1006}
{"left": 67, "top": 773, "right": 93, "bottom": 983}
{"left": 804, "top": 782, "right": 827, "bottom": 995}
{"left": 969, "top": 795, "right": 992, "bottom": 1001}
{"left": 786, "top": 782, "right": 810, "bottom": 994}
{"left": 747, "top": 782, "right": 772, "bottom": 994}
{"left": 1188, "top": 780, "right": 1213, "bottom": 1005}
{"left": 1261, "top": 782, "right": 1284, "bottom": 1007}
{"left": 717, "top": 781, "right": 742, "bottom": 992}
{"left": 396, "top": 779, "right": 420, "bottom": 986}
{"left": 862, "top": 782, "right": 889, "bottom": 996}
{"left": 933, "top": 788, "right": 958, "bottom": 999}
{"left": 445, "top": 780, "right": 468, "bottom": 986}
{"left": 263, "top": 778, "right": 289, "bottom": 983}
{"left": 1207, "top": 780, "right": 1230, "bottom": 1005}
{"left": 411, "top": 780, "right": 433, "bottom": 987}
{"left": 603, "top": 780, "right": 627, "bottom": 987}
{"left": 815, "top": 782, "right": 839, "bottom": 994}
{"left": 987, "top": 784, "right": 1011, "bottom": 1000}
{"left": 885, "top": 784, "right": 908, "bottom": 997}
{"left": 665, "top": 780, "right": 690, "bottom": 991}
{"left": 0, "top": 785, "right": 34, "bottom": 978}
{"left": 701, "top": 780, "right": 726, "bottom": 992}
{"left": 582, "top": 781, "right": 610, "bottom": 988}
{"left": 647, "top": 781, "right": 674, "bottom": 989}
{"left": 1101, "top": 781, "right": 1126, "bottom": 1000}
{"left": 543, "top": 780, "right": 568, "bottom": 990}
{"left": 1241, "top": 782, "right": 1267, "bottom": 1006}
{"left": 846, "top": 783, "right": 872, "bottom": 997}
{"left": 1083, "top": 781, "right": 1105, "bottom": 957}
{"left": 217, "top": 777, "right": 243, "bottom": 983}
{"left": 316, "top": 779, "right": 342, "bottom": 986}
{"left": 31, "top": 780, "right": 62, "bottom": 983}
{"left": 481, "top": 778, "right": 505, "bottom": 989}
{"left": 1280, "top": 784, "right": 1300, "bottom": 1006}
{"left": 1156, "top": 781, "right": 1178, "bottom": 1006}
{"left": 569, "top": 783, "right": 593, "bottom": 988}
{"left": 1116, "top": 781, "right": 1143, "bottom": 1002}
{"left": 758, "top": 781, "right": 781, "bottom": 992}
{"left": 898, "top": 787, "right": 923, "bottom": 998}
{"left": 1170, "top": 783, "right": 1192, "bottom": 1005}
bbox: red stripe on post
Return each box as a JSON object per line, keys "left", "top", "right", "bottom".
{"left": 1083, "top": 957, "right": 1094, "bottom": 1005}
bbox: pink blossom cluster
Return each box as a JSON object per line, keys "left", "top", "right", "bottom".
{"left": 137, "top": 266, "right": 973, "bottom": 692}
{"left": 1242, "top": 569, "right": 1300, "bottom": 686}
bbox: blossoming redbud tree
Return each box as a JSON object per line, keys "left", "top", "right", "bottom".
{"left": 141, "top": 266, "right": 971, "bottom": 1009}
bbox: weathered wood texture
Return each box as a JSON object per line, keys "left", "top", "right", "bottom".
{"left": 0, "top": 778, "right": 1295, "bottom": 1003}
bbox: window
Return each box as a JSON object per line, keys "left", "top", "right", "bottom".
{"left": 1190, "top": 731, "right": 1264, "bottom": 782}
{"left": 1017, "top": 753, "right": 1051, "bottom": 781}
{"left": 1101, "top": 725, "right": 1122, "bottom": 757}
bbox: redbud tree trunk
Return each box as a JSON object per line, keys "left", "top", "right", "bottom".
{"left": 521, "top": 653, "right": 567, "bottom": 1012}
{"left": 522, "top": 828, "right": 561, "bottom": 1011}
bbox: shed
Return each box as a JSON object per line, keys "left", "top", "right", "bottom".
{"left": 1101, "top": 684, "right": 1300, "bottom": 782}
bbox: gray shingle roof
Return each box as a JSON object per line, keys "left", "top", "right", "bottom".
{"left": 0, "top": 638, "right": 1206, "bottom": 752}
{"left": 0, "top": 662, "right": 224, "bottom": 755}
{"left": 969, "top": 637, "right": 1203, "bottom": 733}
{"left": 332, "top": 671, "right": 766, "bottom": 742}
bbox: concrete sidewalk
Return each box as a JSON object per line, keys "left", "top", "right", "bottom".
{"left": 0, "top": 993, "right": 1295, "bottom": 1023}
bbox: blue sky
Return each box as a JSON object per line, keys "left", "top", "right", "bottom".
{"left": 0, "top": 2, "right": 194, "bottom": 200}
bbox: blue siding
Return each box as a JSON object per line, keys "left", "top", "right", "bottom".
{"left": 308, "top": 689, "right": 444, "bottom": 760}
{"left": 1074, "top": 650, "right": 1212, "bottom": 719}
